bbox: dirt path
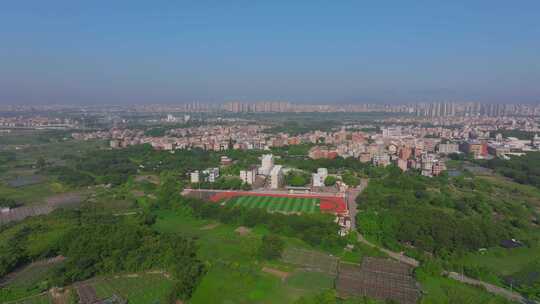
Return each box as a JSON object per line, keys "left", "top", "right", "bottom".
{"left": 262, "top": 267, "right": 290, "bottom": 281}
{"left": 75, "top": 284, "right": 99, "bottom": 304}
{"left": 201, "top": 223, "right": 220, "bottom": 230}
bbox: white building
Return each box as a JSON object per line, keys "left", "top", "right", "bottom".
{"left": 533, "top": 134, "right": 540, "bottom": 149}
{"left": 240, "top": 167, "right": 257, "bottom": 185}
{"left": 260, "top": 154, "right": 274, "bottom": 175}
{"left": 166, "top": 114, "right": 176, "bottom": 122}
{"left": 382, "top": 127, "right": 402, "bottom": 137}
{"left": 312, "top": 168, "right": 328, "bottom": 187}
{"left": 372, "top": 154, "right": 390, "bottom": 167}
{"left": 270, "top": 165, "right": 283, "bottom": 189}
{"left": 438, "top": 143, "right": 459, "bottom": 154}
{"left": 190, "top": 171, "right": 200, "bottom": 183}
{"left": 203, "top": 168, "right": 220, "bottom": 183}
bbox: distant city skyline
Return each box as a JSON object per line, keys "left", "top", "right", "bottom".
{"left": 0, "top": 1, "right": 539, "bottom": 105}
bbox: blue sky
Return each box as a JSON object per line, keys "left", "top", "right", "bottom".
{"left": 1, "top": 1, "right": 539, "bottom": 104}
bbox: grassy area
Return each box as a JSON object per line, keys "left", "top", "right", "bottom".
{"left": 3, "top": 262, "right": 60, "bottom": 289}
{"left": 226, "top": 195, "right": 320, "bottom": 214}
{"left": 0, "top": 289, "right": 49, "bottom": 303}
{"left": 0, "top": 137, "right": 105, "bottom": 206}
{"left": 338, "top": 240, "right": 387, "bottom": 264}
{"left": 419, "top": 275, "right": 513, "bottom": 304}
{"left": 447, "top": 174, "right": 540, "bottom": 288}
{"left": 0, "top": 138, "right": 100, "bottom": 195}
{"left": 0, "top": 182, "right": 59, "bottom": 205}
{"left": 153, "top": 209, "right": 342, "bottom": 303}
{"left": 0, "top": 216, "right": 75, "bottom": 303}
{"left": 2, "top": 294, "right": 51, "bottom": 304}
{"left": 191, "top": 264, "right": 325, "bottom": 304}
{"left": 92, "top": 273, "right": 175, "bottom": 304}
{"left": 0, "top": 213, "right": 75, "bottom": 255}
{"left": 477, "top": 175, "right": 540, "bottom": 209}
{"left": 153, "top": 209, "right": 260, "bottom": 263}
{"left": 286, "top": 271, "right": 335, "bottom": 291}
{"left": 455, "top": 245, "right": 540, "bottom": 278}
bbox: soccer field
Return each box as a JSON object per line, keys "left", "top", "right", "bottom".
{"left": 226, "top": 195, "right": 320, "bottom": 214}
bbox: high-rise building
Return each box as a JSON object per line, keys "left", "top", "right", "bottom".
{"left": 270, "top": 165, "right": 283, "bottom": 189}
{"left": 240, "top": 166, "right": 257, "bottom": 185}
{"left": 260, "top": 154, "right": 274, "bottom": 175}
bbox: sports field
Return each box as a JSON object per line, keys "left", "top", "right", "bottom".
{"left": 226, "top": 195, "right": 320, "bottom": 214}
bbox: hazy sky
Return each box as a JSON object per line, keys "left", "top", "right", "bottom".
{"left": 1, "top": 1, "right": 539, "bottom": 105}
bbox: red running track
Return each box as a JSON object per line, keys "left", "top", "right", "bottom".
{"left": 208, "top": 191, "right": 348, "bottom": 215}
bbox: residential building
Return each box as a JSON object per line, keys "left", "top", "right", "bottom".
{"left": 190, "top": 171, "right": 200, "bottom": 184}
{"left": 240, "top": 166, "right": 257, "bottom": 185}
{"left": 438, "top": 143, "right": 459, "bottom": 154}
{"left": 312, "top": 168, "right": 328, "bottom": 187}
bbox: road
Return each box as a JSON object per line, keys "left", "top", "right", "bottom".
{"left": 345, "top": 178, "right": 368, "bottom": 230}
{"left": 446, "top": 272, "right": 532, "bottom": 304}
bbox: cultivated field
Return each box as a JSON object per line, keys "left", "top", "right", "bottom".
{"left": 226, "top": 195, "right": 320, "bottom": 214}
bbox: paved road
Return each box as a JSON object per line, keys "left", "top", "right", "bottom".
{"left": 345, "top": 178, "right": 369, "bottom": 230}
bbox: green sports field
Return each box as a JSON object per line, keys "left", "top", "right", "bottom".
{"left": 226, "top": 195, "right": 320, "bottom": 214}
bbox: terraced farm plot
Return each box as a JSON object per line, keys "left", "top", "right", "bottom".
{"left": 226, "top": 196, "right": 320, "bottom": 214}
{"left": 336, "top": 257, "right": 420, "bottom": 304}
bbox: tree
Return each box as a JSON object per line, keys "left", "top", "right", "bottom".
{"left": 324, "top": 176, "right": 337, "bottom": 186}
{"left": 342, "top": 171, "right": 360, "bottom": 187}
{"left": 286, "top": 171, "right": 309, "bottom": 187}
{"left": 0, "top": 197, "right": 18, "bottom": 209}
{"left": 258, "top": 234, "right": 285, "bottom": 260}
{"left": 36, "top": 157, "right": 47, "bottom": 169}
{"left": 157, "top": 172, "right": 182, "bottom": 208}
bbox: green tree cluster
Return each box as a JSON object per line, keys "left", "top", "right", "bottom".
{"left": 258, "top": 234, "right": 285, "bottom": 260}
{"left": 479, "top": 152, "right": 540, "bottom": 189}
{"left": 356, "top": 170, "right": 532, "bottom": 256}
{"left": 286, "top": 171, "right": 310, "bottom": 187}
